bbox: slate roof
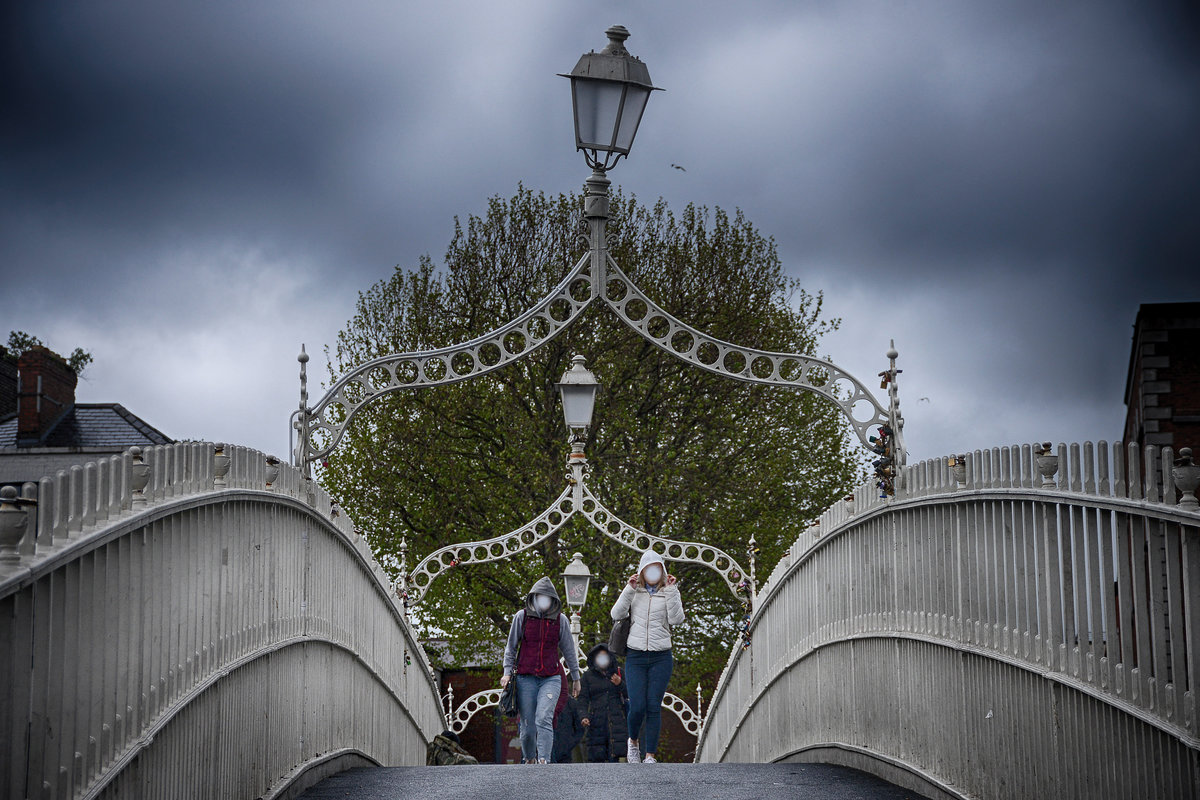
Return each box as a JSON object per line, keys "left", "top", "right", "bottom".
{"left": 0, "top": 404, "right": 173, "bottom": 449}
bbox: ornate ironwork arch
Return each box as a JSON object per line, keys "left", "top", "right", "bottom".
{"left": 445, "top": 687, "right": 704, "bottom": 738}
{"left": 403, "top": 457, "right": 749, "bottom": 605}
{"left": 292, "top": 171, "right": 903, "bottom": 470}
{"left": 600, "top": 258, "right": 891, "bottom": 452}
{"left": 296, "top": 253, "right": 597, "bottom": 464}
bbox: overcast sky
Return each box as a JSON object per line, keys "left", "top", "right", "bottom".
{"left": 3, "top": 1, "right": 1198, "bottom": 470}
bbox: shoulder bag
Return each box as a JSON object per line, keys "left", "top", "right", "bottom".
{"left": 608, "top": 615, "right": 631, "bottom": 656}
{"left": 500, "top": 613, "right": 524, "bottom": 717}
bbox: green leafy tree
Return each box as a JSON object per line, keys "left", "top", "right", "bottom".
{"left": 320, "top": 186, "right": 861, "bottom": 757}
{"left": 6, "top": 331, "right": 93, "bottom": 375}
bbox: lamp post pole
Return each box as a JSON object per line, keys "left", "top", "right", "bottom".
{"left": 562, "top": 24, "right": 660, "bottom": 298}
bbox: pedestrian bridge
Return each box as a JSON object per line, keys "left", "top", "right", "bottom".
{"left": 2, "top": 439, "right": 1198, "bottom": 798}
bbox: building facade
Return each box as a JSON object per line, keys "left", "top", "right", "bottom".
{"left": 1123, "top": 302, "right": 1200, "bottom": 456}
{"left": 0, "top": 345, "right": 172, "bottom": 487}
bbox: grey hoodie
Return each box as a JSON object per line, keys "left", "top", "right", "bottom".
{"left": 502, "top": 576, "right": 581, "bottom": 680}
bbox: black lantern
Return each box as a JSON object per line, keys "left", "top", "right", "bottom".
{"left": 561, "top": 25, "right": 662, "bottom": 172}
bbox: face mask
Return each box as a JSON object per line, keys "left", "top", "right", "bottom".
{"left": 534, "top": 594, "right": 553, "bottom": 613}
{"left": 594, "top": 653, "right": 611, "bottom": 670}
{"left": 643, "top": 565, "right": 663, "bottom": 585}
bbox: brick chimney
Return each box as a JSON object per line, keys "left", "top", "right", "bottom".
{"left": 17, "top": 346, "right": 77, "bottom": 446}
{"left": 0, "top": 346, "right": 17, "bottom": 419}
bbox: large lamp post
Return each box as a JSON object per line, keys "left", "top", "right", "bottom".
{"left": 561, "top": 552, "right": 592, "bottom": 663}
{"left": 561, "top": 25, "right": 661, "bottom": 173}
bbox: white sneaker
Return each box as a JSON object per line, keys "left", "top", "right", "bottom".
{"left": 627, "top": 739, "right": 641, "bottom": 763}
{"left": 643, "top": 754, "right": 657, "bottom": 764}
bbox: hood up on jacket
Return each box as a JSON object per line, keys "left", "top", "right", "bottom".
{"left": 587, "top": 642, "right": 616, "bottom": 672}
{"left": 525, "top": 576, "right": 563, "bottom": 619}
{"left": 637, "top": 549, "right": 666, "bottom": 581}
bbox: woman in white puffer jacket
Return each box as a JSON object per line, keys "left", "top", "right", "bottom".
{"left": 610, "top": 550, "right": 685, "bottom": 763}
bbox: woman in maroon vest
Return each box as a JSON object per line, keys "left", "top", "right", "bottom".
{"left": 500, "top": 577, "right": 581, "bottom": 763}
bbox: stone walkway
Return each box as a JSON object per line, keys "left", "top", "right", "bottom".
{"left": 295, "top": 762, "right": 934, "bottom": 800}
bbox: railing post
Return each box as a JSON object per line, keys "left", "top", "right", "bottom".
{"left": 0, "top": 486, "right": 29, "bottom": 565}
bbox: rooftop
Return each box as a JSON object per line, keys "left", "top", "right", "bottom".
{"left": 0, "top": 403, "right": 172, "bottom": 450}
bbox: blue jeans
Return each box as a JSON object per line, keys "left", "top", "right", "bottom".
{"left": 516, "top": 674, "right": 561, "bottom": 762}
{"left": 625, "top": 648, "right": 673, "bottom": 755}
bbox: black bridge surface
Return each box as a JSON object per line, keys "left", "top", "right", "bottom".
{"left": 295, "top": 762, "right": 933, "bottom": 800}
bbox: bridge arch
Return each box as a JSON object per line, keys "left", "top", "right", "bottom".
{"left": 0, "top": 442, "right": 443, "bottom": 800}
{"left": 697, "top": 440, "right": 1200, "bottom": 799}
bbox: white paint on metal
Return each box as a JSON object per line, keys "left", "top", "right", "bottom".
{"left": 0, "top": 441, "right": 444, "bottom": 800}
{"left": 697, "top": 440, "right": 1200, "bottom": 799}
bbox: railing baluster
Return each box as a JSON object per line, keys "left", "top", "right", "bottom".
{"left": 1097, "top": 440, "right": 1111, "bottom": 498}
{"left": 1182, "top": 519, "right": 1200, "bottom": 736}
{"left": 1085, "top": 502, "right": 1104, "bottom": 687}
{"left": 1114, "top": 509, "right": 1135, "bottom": 700}
{"left": 1113, "top": 440, "right": 1127, "bottom": 499}
{"left": 1163, "top": 447, "right": 1177, "bottom": 506}
{"left": 1146, "top": 445, "right": 1161, "bottom": 505}
{"left": 1147, "top": 514, "right": 1170, "bottom": 712}
{"left": 1128, "top": 442, "right": 1143, "bottom": 502}
{"left": 1164, "top": 521, "right": 1186, "bottom": 725}
{"left": 1083, "top": 442, "right": 1096, "bottom": 495}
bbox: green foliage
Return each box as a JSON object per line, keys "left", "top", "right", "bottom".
{"left": 320, "top": 186, "right": 861, "bottom": 736}
{"left": 6, "top": 331, "right": 94, "bottom": 375}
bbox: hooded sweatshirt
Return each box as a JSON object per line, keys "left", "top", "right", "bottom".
{"left": 610, "top": 550, "right": 685, "bottom": 652}
{"left": 502, "top": 576, "right": 581, "bottom": 680}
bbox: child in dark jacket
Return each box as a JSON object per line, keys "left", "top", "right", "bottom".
{"left": 579, "top": 643, "right": 629, "bottom": 762}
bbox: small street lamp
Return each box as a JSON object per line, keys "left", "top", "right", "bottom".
{"left": 562, "top": 552, "right": 593, "bottom": 609}
{"left": 555, "top": 355, "right": 600, "bottom": 459}
{"left": 561, "top": 25, "right": 662, "bottom": 173}
{"left": 561, "top": 552, "right": 592, "bottom": 663}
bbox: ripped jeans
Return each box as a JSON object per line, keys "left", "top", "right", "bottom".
{"left": 516, "top": 674, "right": 561, "bottom": 762}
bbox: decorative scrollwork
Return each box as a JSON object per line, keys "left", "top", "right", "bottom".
{"left": 448, "top": 687, "right": 701, "bottom": 737}
{"left": 578, "top": 482, "right": 750, "bottom": 599}
{"left": 601, "top": 258, "right": 889, "bottom": 453}
{"left": 294, "top": 172, "right": 900, "bottom": 471}
{"left": 405, "top": 487, "right": 576, "bottom": 604}
{"left": 662, "top": 691, "right": 703, "bottom": 736}
{"left": 406, "top": 461, "right": 750, "bottom": 605}
{"left": 298, "top": 253, "right": 596, "bottom": 463}
{"left": 448, "top": 688, "right": 502, "bottom": 734}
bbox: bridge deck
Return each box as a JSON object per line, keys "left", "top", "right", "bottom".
{"left": 295, "top": 762, "right": 932, "bottom": 800}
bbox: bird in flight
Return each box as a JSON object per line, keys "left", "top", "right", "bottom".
{"left": 670, "top": 163, "right": 687, "bottom": 172}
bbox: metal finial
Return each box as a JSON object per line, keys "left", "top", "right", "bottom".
{"left": 603, "top": 25, "right": 631, "bottom": 53}
{"left": 298, "top": 344, "right": 309, "bottom": 411}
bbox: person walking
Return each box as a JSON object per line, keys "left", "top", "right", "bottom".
{"left": 610, "top": 550, "right": 685, "bottom": 764}
{"left": 579, "top": 643, "right": 628, "bottom": 762}
{"left": 501, "top": 577, "right": 581, "bottom": 763}
{"left": 552, "top": 672, "right": 586, "bottom": 763}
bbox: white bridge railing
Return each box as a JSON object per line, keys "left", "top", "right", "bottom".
{"left": 0, "top": 442, "right": 443, "bottom": 800}
{"left": 697, "top": 441, "right": 1200, "bottom": 799}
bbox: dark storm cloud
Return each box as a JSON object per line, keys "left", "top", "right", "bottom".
{"left": 1, "top": 1, "right": 1197, "bottom": 460}
{"left": 4, "top": 4, "right": 395, "bottom": 276}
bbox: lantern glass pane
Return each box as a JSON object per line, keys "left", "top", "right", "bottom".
{"left": 575, "top": 80, "right": 624, "bottom": 150}
{"left": 564, "top": 575, "right": 589, "bottom": 608}
{"left": 614, "top": 85, "right": 650, "bottom": 152}
{"left": 560, "top": 385, "right": 597, "bottom": 429}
